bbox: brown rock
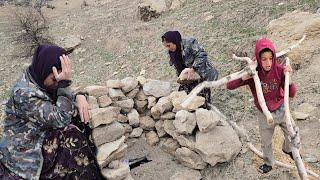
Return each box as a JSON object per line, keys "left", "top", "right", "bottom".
{"left": 121, "top": 77, "right": 139, "bottom": 93}
{"left": 93, "top": 121, "right": 125, "bottom": 146}
{"left": 98, "top": 95, "right": 112, "bottom": 108}
{"left": 173, "top": 110, "right": 196, "bottom": 135}
{"left": 128, "top": 109, "right": 140, "bottom": 127}
{"left": 146, "top": 131, "right": 160, "bottom": 146}
{"left": 90, "top": 107, "right": 121, "bottom": 128}
{"left": 106, "top": 79, "right": 125, "bottom": 89}
{"left": 84, "top": 85, "right": 108, "bottom": 97}
{"left": 139, "top": 116, "right": 156, "bottom": 130}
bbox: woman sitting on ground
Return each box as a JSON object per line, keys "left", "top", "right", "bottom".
{"left": 0, "top": 45, "right": 104, "bottom": 179}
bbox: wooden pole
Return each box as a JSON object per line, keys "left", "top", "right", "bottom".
{"left": 227, "top": 120, "right": 319, "bottom": 179}
{"left": 284, "top": 57, "right": 308, "bottom": 179}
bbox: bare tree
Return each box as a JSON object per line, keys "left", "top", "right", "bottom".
{"left": 13, "top": 1, "right": 53, "bottom": 57}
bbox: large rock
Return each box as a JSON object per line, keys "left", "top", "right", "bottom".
{"left": 145, "top": 131, "right": 160, "bottom": 146}
{"left": 109, "top": 88, "right": 126, "bottom": 100}
{"left": 170, "top": 169, "right": 201, "bottom": 180}
{"left": 128, "top": 109, "right": 140, "bottom": 127}
{"left": 160, "top": 138, "right": 180, "bottom": 155}
{"left": 93, "top": 121, "right": 125, "bottom": 146}
{"left": 121, "top": 77, "right": 139, "bottom": 93}
{"left": 88, "top": 96, "right": 99, "bottom": 110}
{"left": 114, "top": 99, "right": 134, "bottom": 113}
{"left": 101, "top": 143, "right": 128, "bottom": 167}
{"left": 175, "top": 147, "right": 207, "bottom": 170}
{"left": 297, "top": 103, "right": 317, "bottom": 114}
{"left": 143, "top": 80, "right": 171, "bottom": 98}
{"left": 129, "top": 127, "right": 144, "bottom": 138}
{"left": 173, "top": 110, "right": 196, "bottom": 135}
{"left": 98, "top": 95, "right": 112, "bottom": 107}
{"left": 168, "top": 0, "right": 186, "bottom": 10}
{"left": 170, "top": 91, "right": 187, "bottom": 110}
{"left": 138, "top": 0, "right": 167, "bottom": 22}
{"left": 267, "top": 11, "right": 320, "bottom": 66}
{"left": 155, "top": 120, "right": 166, "bottom": 137}
{"left": 56, "top": 35, "right": 81, "bottom": 52}
{"left": 106, "top": 79, "right": 125, "bottom": 89}
{"left": 151, "top": 96, "right": 172, "bottom": 119}
{"left": 196, "top": 108, "right": 220, "bottom": 132}
{"left": 90, "top": 107, "right": 121, "bottom": 128}
{"left": 195, "top": 124, "right": 242, "bottom": 166}
{"left": 102, "top": 160, "right": 130, "bottom": 180}
{"left": 97, "top": 136, "right": 125, "bottom": 166}
{"left": 84, "top": 85, "right": 108, "bottom": 97}
{"left": 139, "top": 116, "right": 156, "bottom": 130}
{"left": 293, "top": 111, "right": 309, "bottom": 120}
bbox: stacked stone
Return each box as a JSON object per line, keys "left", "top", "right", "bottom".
{"left": 85, "top": 76, "right": 242, "bottom": 179}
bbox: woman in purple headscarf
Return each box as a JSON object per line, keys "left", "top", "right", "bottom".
{"left": 0, "top": 45, "right": 104, "bottom": 179}
{"left": 161, "top": 31, "right": 219, "bottom": 108}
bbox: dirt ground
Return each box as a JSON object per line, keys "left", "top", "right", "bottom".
{"left": 0, "top": 0, "right": 319, "bottom": 179}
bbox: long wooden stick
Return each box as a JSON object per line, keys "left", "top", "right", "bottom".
{"left": 284, "top": 57, "right": 308, "bottom": 179}
{"left": 227, "top": 120, "right": 319, "bottom": 179}
{"left": 276, "top": 35, "right": 306, "bottom": 58}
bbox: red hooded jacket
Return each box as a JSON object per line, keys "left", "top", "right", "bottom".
{"left": 227, "top": 38, "right": 297, "bottom": 112}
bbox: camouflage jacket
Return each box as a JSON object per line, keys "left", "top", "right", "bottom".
{"left": 180, "top": 38, "right": 219, "bottom": 81}
{"left": 0, "top": 71, "right": 76, "bottom": 180}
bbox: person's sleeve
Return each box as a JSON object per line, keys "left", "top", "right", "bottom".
{"left": 226, "top": 78, "right": 247, "bottom": 90}
{"left": 13, "top": 83, "right": 76, "bottom": 129}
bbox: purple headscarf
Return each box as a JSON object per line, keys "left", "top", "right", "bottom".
{"left": 28, "top": 44, "right": 66, "bottom": 99}
{"left": 162, "top": 31, "right": 186, "bottom": 76}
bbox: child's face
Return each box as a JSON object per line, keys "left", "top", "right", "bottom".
{"left": 260, "top": 51, "right": 273, "bottom": 71}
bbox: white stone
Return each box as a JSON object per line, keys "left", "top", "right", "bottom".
{"left": 143, "top": 80, "right": 171, "bottom": 98}
{"left": 173, "top": 110, "right": 196, "bottom": 135}
{"left": 195, "top": 124, "right": 242, "bottom": 166}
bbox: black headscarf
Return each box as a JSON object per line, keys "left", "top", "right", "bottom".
{"left": 162, "top": 31, "right": 186, "bottom": 76}
{"left": 28, "top": 44, "right": 66, "bottom": 100}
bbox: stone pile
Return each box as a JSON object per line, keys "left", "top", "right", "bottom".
{"left": 84, "top": 76, "right": 242, "bottom": 178}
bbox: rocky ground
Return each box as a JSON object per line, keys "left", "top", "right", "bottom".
{"left": 0, "top": 0, "right": 320, "bottom": 179}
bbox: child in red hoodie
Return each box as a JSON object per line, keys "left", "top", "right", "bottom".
{"left": 227, "top": 38, "right": 297, "bottom": 173}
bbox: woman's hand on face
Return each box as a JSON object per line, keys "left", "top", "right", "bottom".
{"left": 52, "top": 54, "right": 72, "bottom": 82}
{"left": 76, "top": 95, "right": 90, "bottom": 124}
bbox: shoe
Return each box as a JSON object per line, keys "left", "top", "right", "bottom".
{"left": 258, "top": 164, "right": 272, "bottom": 173}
